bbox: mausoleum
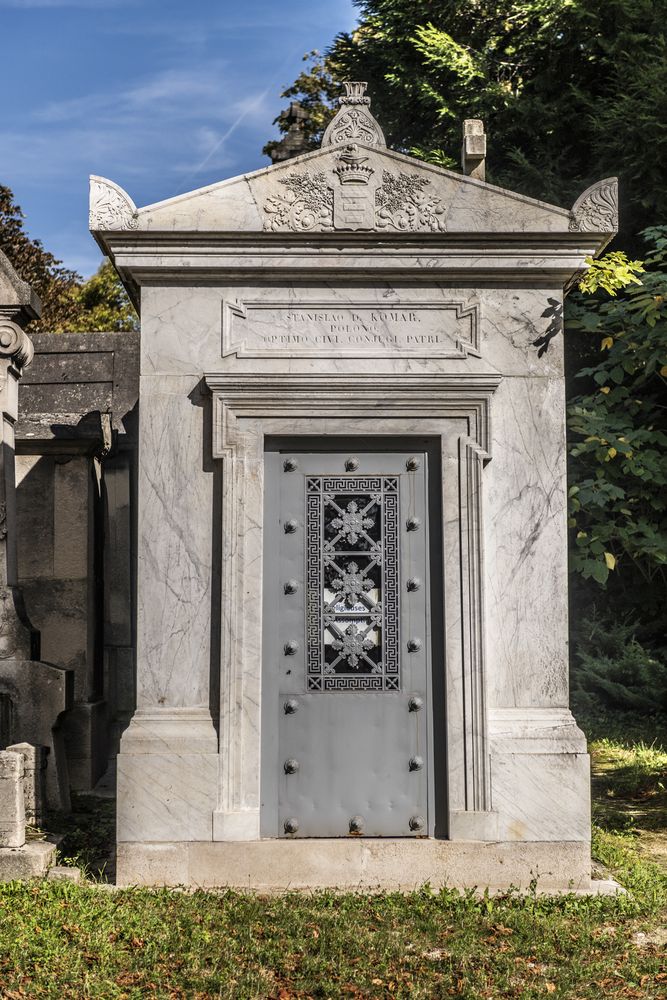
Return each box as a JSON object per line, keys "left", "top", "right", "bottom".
{"left": 5, "top": 82, "right": 619, "bottom": 890}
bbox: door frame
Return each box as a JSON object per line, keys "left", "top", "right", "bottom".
{"left": 204, "top": 372, "right": 500, "bottom": 842}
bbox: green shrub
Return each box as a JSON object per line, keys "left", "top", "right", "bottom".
{"left": 571, "top": 614, "right": 667, "bottom": 713}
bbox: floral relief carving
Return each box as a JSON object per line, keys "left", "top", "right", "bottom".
{"left": 263, "top": 173, "right": 334, "bottom": 232}
{"left": 321, "top": 81, "right": 386, "bottom": 149}
{"left": 89, "top": 177, "right": 139, "bottom": 231}
{"left": 376, "top": 171, "right": 447, "bottom": 232}
{"left": 263, "top": 167, "right": 448, "bottom": 233}
{"left": 325, "top": 109, "right": 382, "bottom": 147}
{"left": 569, "top": 178, "right": 618, "bottom": 233}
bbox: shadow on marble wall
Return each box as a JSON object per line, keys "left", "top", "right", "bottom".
{"left": 189, "top": 379, "right": 222, "bottom": 734}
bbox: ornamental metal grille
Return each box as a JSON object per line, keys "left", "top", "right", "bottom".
{"left": 306, "top": 476, "right": 400, "bottom": 691}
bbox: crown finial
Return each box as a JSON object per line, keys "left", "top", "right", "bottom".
{"left": 341, "top": 82, "right": 371, "bottom": 105}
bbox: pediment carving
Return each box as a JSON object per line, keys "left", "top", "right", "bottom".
{"left": 89, "top": 176, "right": 139, "bottom": 231}
{"left": 569, "top": 178, "right": 618, "bottom": 233}
{"left": 263, "top": 159, "right": 447, "bottom": 233}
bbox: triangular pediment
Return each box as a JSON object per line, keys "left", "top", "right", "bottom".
{"left": 90, "top": 77, "right": 617, "bottom": 241}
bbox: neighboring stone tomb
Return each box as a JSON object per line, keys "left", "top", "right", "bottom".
{"left": 87, "top": 82, "right": 617, "bottom": 890}
{"left": 0, "top": 250, "right": 138, "bottom": 815}
{"left": 15, "top": 332, "right": 138, "bottom": 789}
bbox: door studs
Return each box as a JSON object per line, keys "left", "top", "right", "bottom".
{"left": 283, "top": 698, "right": 299, "bottom": 714}
{"left": 284, "top": 519, "right": 298, "bottom": 534}
{"left": 284, "top": 640, "right": 299, "bottom": 656}
{"left": 345, "top": 456, "right": 360, "bottom": 471}
{"left": 283, "top": 457, "right": 298, "bottom": 472}
{"left": 408, "top": 695, "right": 424, "bottom": 712}
{"left": 284, "top": 817, "right": 299, "bottom": 834}
{"left": 284, "top": 758, "right": 299, "bottom": 774}
{"left": 409, "top": 815, "right": 425, "bottom": 832}
{"left": 406, "top": 456, "right": 421, "bottom": 471}
{"left": 409, "top": 756, "right": 424, "bottom": 771}
{"left": 407, "top": 637, "right": 423, "bottom": 652}
{"left": 406, "top": 516, "right": 421, "bottom": 531}
{"left": 283, "top": 579, "right": 299, "bottom": 595}
{"left": 406, "top": 577, "right": 421, "bottom": 592}
{"left": 349, "top": 815, "right": 365, "bottom": 834}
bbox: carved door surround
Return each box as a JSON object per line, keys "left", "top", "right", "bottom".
{"left": 203, "top": 371, "right": 501, "bottom": 842}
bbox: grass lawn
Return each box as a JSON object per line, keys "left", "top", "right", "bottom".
{"left": 0, "top": 711, "right": 665, "bottom": 999}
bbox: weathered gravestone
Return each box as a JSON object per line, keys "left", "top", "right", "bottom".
{"left": 90, "top": 83, "right": 618, "bottom": 890}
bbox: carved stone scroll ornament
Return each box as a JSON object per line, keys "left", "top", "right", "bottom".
{"left": 0, "top": 320, "right": 34, "bottom": 369}
{"left": 569, "top": 177, "right": 618, "bottom": 233}
{"left": 89, "top": 175, "right": 139, "bottom": 231}
{"left": 321, "top": 81, "right": 386, "bottom": 149}
{"left": 263, "top": 173, "right": 334, "bottom": 232}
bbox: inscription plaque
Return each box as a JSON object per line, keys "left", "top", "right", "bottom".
{"left": 222, "top": 299, "right": 479, "bottom": 358}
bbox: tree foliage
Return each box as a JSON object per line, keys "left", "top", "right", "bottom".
{"left": 0, "top": 184, "right": 82, "bottom": 331}
{"left": 568, "top": 229, "right": 667, "bottom": 594}
{"left": 270, "top": 0, "right": 667, "bottom": 240}
{"left": 0, "top": 185, "right": 136, "bottom": 332}
{"left": 64, "top": 261, "right": 138, "bottom": 333}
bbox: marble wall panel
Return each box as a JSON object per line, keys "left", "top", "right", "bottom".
{"left": 484, "top": 375, "right": 570, "bottom": 708}
{"left": 135, "top": 374, "right": 215, "bottom": 710}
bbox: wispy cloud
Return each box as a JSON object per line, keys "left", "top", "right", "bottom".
{"left": 35, "top": 65, "right": 235, "bottom": 124}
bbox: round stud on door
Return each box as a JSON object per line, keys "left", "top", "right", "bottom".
{"left": 408, "top": 695, "right": 423, "bottom": 712}
{"left": 284, "top": 640, "right": 299, "bottom": 656}
{"left": 406, "top": 577, "right": 422, "bottom": 592}
{"left": 283, "top": 698, "right": 299, "bottom": 715}
{"left": 409, "top": 815, "right": 425, "bottom": 832}
{"left": 406, "top": 456, "right": 421, "bottom": 471}
{"left": 406, "top": 516, "right": 421, "bottom": 532}
{"left": 284, "top": 519, "right": 298, "bottom": 534}
{"left": 409, "top": 756, "right": 424, "bottom": 771}
{"left": 284, "top": 817, "right": 299, "bottom": 834}
{"left": 283, "top": 457, "right": 298, "bottom": 472}
{"left": 283, "top": 758, "right": 300, "bottom": 774}
{"left": 345, "top": 456, "right": 360, "bottom": 471}
{"left": 283, "top": 579, "right": 299, "bottom": 595}
{"left": 349, "top": 815, "right": 365, "bottom": 834}
{"left": 407, "top": 637, "right": 423, "bottom": 652}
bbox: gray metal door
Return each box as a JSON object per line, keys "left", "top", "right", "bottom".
{"left": 261, "top": 449, "right": 431, "bottom": 838}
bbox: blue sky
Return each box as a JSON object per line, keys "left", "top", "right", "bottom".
{"left": 0, "top": 0, "right": 357, "bottom": 275}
